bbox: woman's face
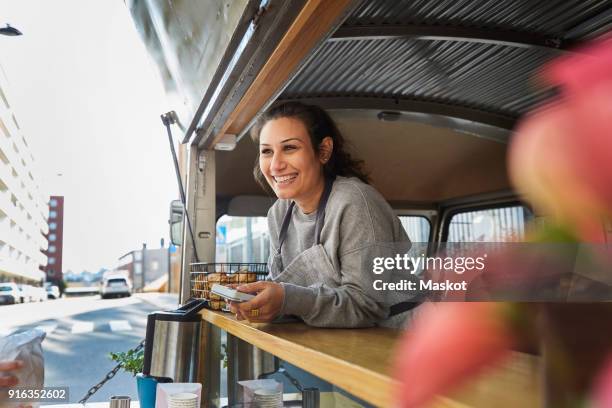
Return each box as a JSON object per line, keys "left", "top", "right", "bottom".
{"left": 259, "top": 117, "right": 325, "bottom": 204}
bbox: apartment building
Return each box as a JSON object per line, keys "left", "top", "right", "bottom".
{"left": 0, "top": 65, "right": 47, "bottom": 284}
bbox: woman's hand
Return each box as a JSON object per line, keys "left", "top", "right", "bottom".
{"left": 229, "top": 281, "right": 284, "bottom": 323}
{"left": 0, "top": 360, "right": 23, "bottom": 387}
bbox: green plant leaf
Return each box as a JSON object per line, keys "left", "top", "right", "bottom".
{"left": 109, "top": 348, "right": 144, "bottom": 376}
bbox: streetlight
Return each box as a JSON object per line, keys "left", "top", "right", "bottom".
{"left": 0, "top": 24, "right": 22, "bottom": 36}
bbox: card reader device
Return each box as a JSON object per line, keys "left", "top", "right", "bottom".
{"left": 211, "top": 283, "right": 256, "bottom": 302}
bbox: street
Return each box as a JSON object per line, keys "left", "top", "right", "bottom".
{"left": 0, "top": 293, "right": 178, "bottom": 403}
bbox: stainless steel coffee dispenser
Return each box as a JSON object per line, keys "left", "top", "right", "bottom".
{"left": 143, "top": 299, "right": 207, "bottom": 382}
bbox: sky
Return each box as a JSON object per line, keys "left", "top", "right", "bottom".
{"left": 0, "top": 1, "right": 179, "bottom": 273}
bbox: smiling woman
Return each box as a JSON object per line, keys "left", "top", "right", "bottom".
{"left": 228, "top": 102, "right": 420, "bottom": 328}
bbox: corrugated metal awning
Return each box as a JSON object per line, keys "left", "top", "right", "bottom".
{"left": 279, "top": 0, "right": 611, "bottom": 131}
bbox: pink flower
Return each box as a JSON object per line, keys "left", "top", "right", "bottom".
{"left": 509, "top": 36, "right": 612, "bottom": 242}
{"left": 592, "top": 354, "right": 612, "bottom": 408}
{"left": 509, "top": 105, "right": 608, "bottom": 241}
{"left": 546, "top": 35, "right": 612, "bottom": 96}
{"left": 392, "top": 303, "right": 513, "bottom": 408}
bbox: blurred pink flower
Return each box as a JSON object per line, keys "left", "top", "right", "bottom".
{"left": 592, "top": 354, "right": 612, "bottom": 408}
{"left": 509, "top": 105, "right": 606, "bottom": 241}
{"left": 509, "top": 36, "right": 612, "bottom": 242}
{"left": 546, "top": 36, "right": 612, "bottom": 92}
{"left": 545, "top": 36, "right": 612, "bottom": 206}
{"left": 392, "top": 302, "right": 513, "bottom": 408}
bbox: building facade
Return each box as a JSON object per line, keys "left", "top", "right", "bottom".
{"left": 42, "top": 196, "right": 64, "bottom": 284}
{"left": 0, "top": 66, "right": 47, "bottom": 284}
{"left": 118, "top": 243, "right": 173, "bottom": 292}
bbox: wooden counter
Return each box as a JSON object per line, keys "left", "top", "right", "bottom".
{"left": 200, "top": 309, "right": 541, "bottom": 408}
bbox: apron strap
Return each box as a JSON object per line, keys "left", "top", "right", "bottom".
{"left": 277, "top": 177, "right": 335, "bottom": 254}
{"left": 388, "top": 301, "right": 420, "bottom": 317}
{"left": 314, "top": 177, "right": 334, "bottom": 245}
{"left": 277, "top": 201, "right": 295, "bottom": 255}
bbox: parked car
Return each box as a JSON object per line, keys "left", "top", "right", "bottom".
{"left": 15, "top": 284, "right": 31, "bottom": 303}
{"left": 100, "top": 276, "right": 132, "bottom": 299}
{"left": 30, "top": 286, "right": 47, "bottom": 302}
{"left": 45, "top": 283, "right": 60, "bottom": 299}
{"left": 16, "top": 285, "right": 45, "bottom": 302}
{"left": 0, "top": 283, "right": 19, "bottom": 305}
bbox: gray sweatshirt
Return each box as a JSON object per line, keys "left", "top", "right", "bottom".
{"left": 267, "top": 176, "right": 417, "bottom": 328}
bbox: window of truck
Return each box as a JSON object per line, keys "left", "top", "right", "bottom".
{"left": 216, "top": 215, "right": 269, "bottom": 263}
{"left": 398, "top": 216, "right": 431, "bottom": 243}
{"left": 216, "top": 215, "right": 430, "bottom": 264}
{"left": 446, "top": 205, "right": 532, "bottom": 242}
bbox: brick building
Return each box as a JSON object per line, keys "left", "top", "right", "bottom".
{"left": 43, "top": 196, "right": 64, "bottom": 284}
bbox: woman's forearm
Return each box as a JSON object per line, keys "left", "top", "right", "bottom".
{"left": 280, "top": 282, "right": 388, "bottom": 328}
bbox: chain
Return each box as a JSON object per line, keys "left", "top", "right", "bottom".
{"left": 78, "top": 339, "right": 145, "bottom": 404}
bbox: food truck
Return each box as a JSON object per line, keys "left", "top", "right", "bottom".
{"left": 126, "top": 1, "right": 612, "bottom": 407}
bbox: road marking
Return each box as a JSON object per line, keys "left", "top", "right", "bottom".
{"left": 109, "top": 320, "right": 132, "bottom": 332}
{"left": 71, "top": 322, "right": 94, "bottom": 334}
{"left": 35, "top": 324, "right": 58, "bottom": 335}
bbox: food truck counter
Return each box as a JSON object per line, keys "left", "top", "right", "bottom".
{"left": 199, "top": 309, "right": 542, "bottom": 408}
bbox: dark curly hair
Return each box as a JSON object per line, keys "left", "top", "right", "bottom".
{"left": 251, "top": 101, "right": 369, "bottom": 192}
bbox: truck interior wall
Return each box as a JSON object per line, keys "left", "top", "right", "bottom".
{"left": 214, "top": 111, "right": 511, "bottom": 207}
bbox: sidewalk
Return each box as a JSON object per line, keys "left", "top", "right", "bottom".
{"left": 134, "top": 292, "right": 180, "bottom": 311}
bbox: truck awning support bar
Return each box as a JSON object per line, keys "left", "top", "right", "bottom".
{"left": 161, "top": 111, "right": 200, "bottom": 263}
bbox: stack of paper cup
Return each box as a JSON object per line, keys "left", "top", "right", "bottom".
{"left": 253, "top": 388, "right": 283, "bottom": 407}
{"left": 168, "top": 392, "right": 199, "bottom": 408}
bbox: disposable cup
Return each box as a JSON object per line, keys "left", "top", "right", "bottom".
{"left": 168, "top": 392, "right": 198, "bottom": 408}
{"left": 253, "top": 388, "right": 282, "bottom": 407}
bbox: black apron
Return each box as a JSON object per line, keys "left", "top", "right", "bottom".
{"left": 270, "top": 177, "right": 417, "bottom": 319}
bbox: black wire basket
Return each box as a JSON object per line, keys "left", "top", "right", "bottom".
{"left": 189, "top": 262, "right": 268, "bottom": 310}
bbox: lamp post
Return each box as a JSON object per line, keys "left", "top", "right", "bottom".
{"left": 0, "top": 24, "right": 22, "bottom": 36}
